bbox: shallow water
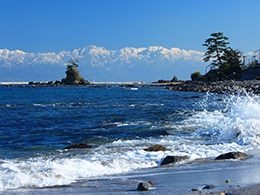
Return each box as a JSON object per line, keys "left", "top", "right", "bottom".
{"left": 1, "top": 85, "right": 260, "bottom": 191}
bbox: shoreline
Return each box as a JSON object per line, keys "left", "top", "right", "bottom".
{"left": 3, "top": 149, "right": 260, "bottom": 194}
{"left": 2, "top": 80, "right": 260, "bottom": 95}
{"left": 166, "top": 80, "right": 260, "bottom": 95}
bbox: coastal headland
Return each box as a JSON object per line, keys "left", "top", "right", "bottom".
{"left": 166, "top": 80, "right": 260, "bottom": 95}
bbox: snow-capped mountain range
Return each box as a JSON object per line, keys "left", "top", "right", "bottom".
{"left": 0, "top": 45, "right": 205, "bottom": 82}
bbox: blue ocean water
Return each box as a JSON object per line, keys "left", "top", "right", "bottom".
{"left": 1, "top": 85, "right": 260, "bottom": 191}
{"left": 0, "top": 86, "right": 199, "bottom": 159}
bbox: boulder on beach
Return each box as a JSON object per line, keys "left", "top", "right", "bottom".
{"left": 144, "top": 144, "right": 169, "bottom": 152}
{"left": 137, "top": 182, "right": 152, "bottom": 191}
{"left": 203, "top": 185, "right": 215, "bottom": 189}
{"left": 191, "top": 188, "right": 201, "bottom": 191}
{"left": 161, "top": 155, "right": 189, "bottom": 165}
{"left": 215, "top": 152, "right": 249, "bottom": 160}
{"left": 64, "top": 143, "right": 93, "bottom": 149}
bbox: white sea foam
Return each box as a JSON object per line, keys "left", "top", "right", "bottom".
{"left": 2, "top": 93, "right": 260, "bottom": 191}
{"left": 0, "top": 149, "right": 158, "bottom": 191}
{"left": 113, "top": 120, "right": 152, "bottom": 127}
{"left": 192, "top": 94, "right": 260, "bottom": 146}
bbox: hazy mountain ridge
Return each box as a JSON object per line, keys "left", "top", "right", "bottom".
{"left": 0, "top": 45, "right": 205, "bottom": 82}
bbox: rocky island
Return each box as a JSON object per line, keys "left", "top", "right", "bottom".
{"left": 61, "top": 58, "right": 89, "bottom": 85}
{"left": 28, "top": 58, "right": 90, "bottom": 86}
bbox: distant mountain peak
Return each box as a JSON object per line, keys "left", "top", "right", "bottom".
{"left": 0, "top": 45, "right": 205, "bottom": 82}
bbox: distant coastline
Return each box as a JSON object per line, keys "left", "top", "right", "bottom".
{"left": 2, "top": 80, "right": 260, "bottom": 96}
{"left": 0, "top": 82, "right": 29, "bottom": 85}
{"left": 0, "top": 81, "right": 172, "bottom": 87}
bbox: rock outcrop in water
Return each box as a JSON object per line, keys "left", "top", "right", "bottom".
{"left": 64, "top": 143, "right": 93, "bottom": 149}
{"left": 144, "top": 144, "right": 169, "bottom": 152}
{"left": 62, "top": 65, "right": 89, "bottom": 85}
{"left": 28, "top": 59, "right": 90, "bottom": 86}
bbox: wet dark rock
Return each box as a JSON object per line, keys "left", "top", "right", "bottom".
{"left": 161, "top": 130, "right": 170, "bottom": 135}
{"left": 137, "top": 182, "right": 152, "bottom": 191}
{"left": 144, "top": 144, "right": 169, "bottom": 152}
{"left": 148, "top": 180, "right": 157, "bottom": 185}
{"left": 215, "top": 152, "right": 249, "bottom": 160}
{"left": 183, "top": 96, "right": 200, "bottom": 99}
{"left": 203, "top": 185, "right": 215, "bottom": 189}
{"left": 191, "top": 188, "right": 201, "bottom": 191}
{"left": 161, "top": 155, "right": 189, "bottom": 165}
{"left": 64, "top": 143, "right": 93, "bottom": 149}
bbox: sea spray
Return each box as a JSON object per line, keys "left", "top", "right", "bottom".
{"left": 217, "top": 94, "right": 260, "bottom": 145}
{"left": 188, "top": 92, "right": 260, "bottom": 145}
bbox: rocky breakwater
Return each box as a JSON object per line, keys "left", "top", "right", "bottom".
{"left": 166, "top": 80, "right": 260, "bottom": 94}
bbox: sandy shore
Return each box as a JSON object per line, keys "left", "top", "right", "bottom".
{"left": 2, "top": 149, "right": 260, "bottom": 195}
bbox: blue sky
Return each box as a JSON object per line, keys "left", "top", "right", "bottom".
{"left": 1, "top": 0, "right": 260, "bottom": 54}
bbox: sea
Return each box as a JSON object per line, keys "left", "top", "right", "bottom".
{"left": 1, "top": 85, "right": 260, "bottom": 193}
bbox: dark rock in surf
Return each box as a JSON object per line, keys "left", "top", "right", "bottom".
{"left": 191, "top": 188, "right": 201, "bottom": 191}
{"left": 203, "top": 185, "right": 215, "bottom": 189}
{"left": 144, "top": 144, "right": 169, "bottom": 152}
{"left": 137, "top": 182, "right": 152, "bottom": 191}
{"left": 183, "top": 96, "right": 200, "bottom": 99}
{"left": 161, "top": 155, "right": 189, "bottom": 165}
{"left": 64, "top": 143, "right": 93, "bottom": 149}
{"left": 148, "top": 180, "right": 157, "bottom": 185}
{"left": 161, "top": 130, "right": 170, "bottom": 135}
{"left": 215, "top": 152, "right": 249, "bottom": 160}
